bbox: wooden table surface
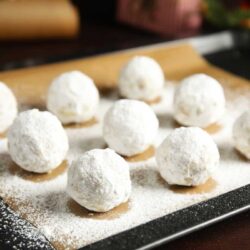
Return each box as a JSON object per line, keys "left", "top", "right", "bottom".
{"left": 0, "top": 21, "right": 249, "bottom": 250}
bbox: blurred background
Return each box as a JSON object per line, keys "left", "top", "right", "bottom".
{"left": 0, "top": 0, "right": 250, "bottom": 71}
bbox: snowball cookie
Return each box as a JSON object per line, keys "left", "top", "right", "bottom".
{"left": 67, "top": 148, "right": 131, "bottom": 212}
{"left": 156, "top": 127, "right": 219, "bottom": 186}
{"left": 174, "top": 74, "right": 225, "bottom": 128}
{"left": 8, "top": 109, "right": 69, "bottom": 173}
{"left": 47, "top": 70, "right": 99, "bottom": 124}
{"left": 233, "top": 111, "right": 250, "bottom": 159}
{"left": 0, "top": 81, "right": 17, "bottom": 133}
{"left": 118, "top": 56, "right": 165, "bottom": 101}
{"left": 103, "top": 99, "right": 159, "bottom": 157}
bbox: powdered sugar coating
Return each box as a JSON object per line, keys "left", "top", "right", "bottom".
{"left": 174, "top": 74, "right": 225, "bottom": 127}
{"left": 118, "top": 56, "right": 165, "bottom": 101}
{"left": 8, "top": 109, "right": 69, "bottom": 173}
{"left": 67, "top": 148, "right": 131, "bottom": 212}
{"left": 233, "top": 111, "right": 250, "bottom": 159}
{"left": 0, "top": 82, "right": 17, "bottom": 133}
{"left": 47, "top": 71, "right": 99, "bottom": 124}
{"left": 103, "top": 99, "right": 159, "bottom": 156}
{"left": 156, "top": 127, "right": 220, "bottom": 186}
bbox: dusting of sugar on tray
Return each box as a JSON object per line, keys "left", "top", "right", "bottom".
{"left": 0, "top": 197, "right": 54, "bottom": 249}
{"left": 0, "top": 82, "right": 250, "bottom": 249}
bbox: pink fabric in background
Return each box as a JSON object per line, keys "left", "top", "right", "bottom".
{"left": 116, "top": 0, "right": 202, "bottom": 37}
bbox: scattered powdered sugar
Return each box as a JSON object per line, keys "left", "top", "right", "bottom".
{"left": 0, "top": 82, "right": 250, "bottom": 249}
{"left": 0, "top": 197, "right": 54, "bottom": 249}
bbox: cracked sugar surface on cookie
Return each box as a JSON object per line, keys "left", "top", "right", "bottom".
{"left": 118, "top": 56, "right": 165, "bottom": 101}
{"left": 0, "top": 81, "right": 18, "bottom": 133}
{"left": 67, "top": 148, "right": 131, "bottom": 212}
{"left": 174, "top": 74, "right": 225, "bottom": 128}
{"left": 103, "top": 99, "right": 159, "bottom": 157}
{"left": 156, "top": 127, "right": 220, "bottom": 186}
{"left": 47, "top": 71, "right": 99, "bottom": 125}
{"left": 7, "top": 109, "right": 69, "bottom": 173}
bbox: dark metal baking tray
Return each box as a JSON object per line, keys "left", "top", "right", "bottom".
{"left": 0, "top": 30, "right": 250, "bottom": 250}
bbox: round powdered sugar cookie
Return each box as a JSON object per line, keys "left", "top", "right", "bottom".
{"left": 233, "top": 110, "right": 250, "bottom": 159}
{"left": 67, "top": 148, "right": 131, "bottom": 212}
{"left": 47, "top": 71, "right": 99, "bottom": 124}
{"left": 103, "top": 99, "right": 159, "bottom": 157}
{"left": 118, "top": 56, "right": 165, "bottom": 101}
{"left": 8, "top": 109, "right": 69, "bottom": 173}
{"left": 174, "top": 74, "right": 225, "bottom": 128}
{"left": 0, "top": 81, "right": 17, "bottom": 133}
{"left": 156, "top": 127, "right": 219, "bottom": 186}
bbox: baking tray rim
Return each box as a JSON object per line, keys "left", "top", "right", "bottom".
{"left": 82, "top": 184, "right": 250, "bottom": 250}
